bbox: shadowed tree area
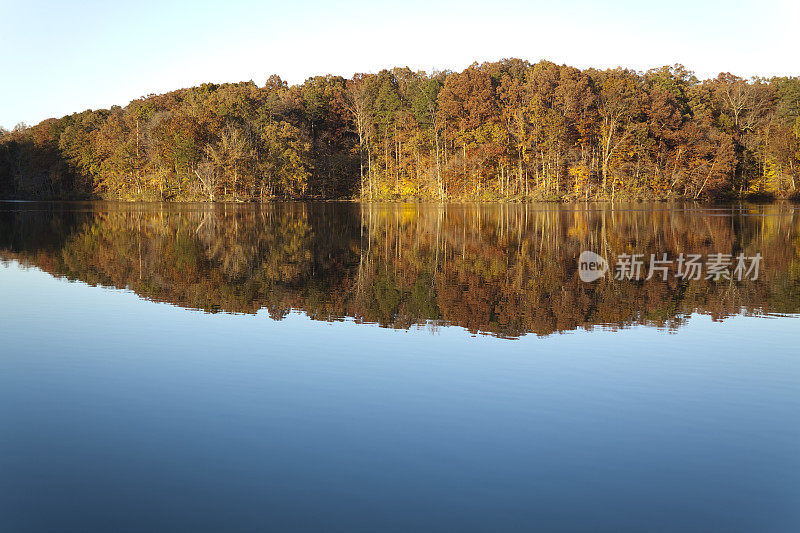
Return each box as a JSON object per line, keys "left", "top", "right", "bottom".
{"left": 2, "top": 62, "right": 800, "bottom": 202}
{"left": 2, "top": 202, "right": 799, "bottom": 338}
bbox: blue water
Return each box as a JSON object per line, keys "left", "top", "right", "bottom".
{"left": 1, "top": 259, "right": 799, "bottom": 532}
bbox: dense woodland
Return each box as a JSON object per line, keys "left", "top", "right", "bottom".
{"left": 2, "top": 60, "right": 800, "bottom": 201}
{"left": 2, "top": 203, "right": 798, "bottom": 337}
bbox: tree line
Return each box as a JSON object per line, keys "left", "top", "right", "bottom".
{"left": 2, "top": 59, "right": 800, "bottom": 201}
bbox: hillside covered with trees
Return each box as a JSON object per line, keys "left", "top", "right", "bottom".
{"left": 2, "top": 59, "right": 799, "bottom": 202}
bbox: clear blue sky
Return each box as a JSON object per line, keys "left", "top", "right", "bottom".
{"left": 0, "top": 0, "right": 796, "bottom": 129}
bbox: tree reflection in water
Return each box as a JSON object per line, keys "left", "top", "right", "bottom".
{"left": 2, "top": 202, "right": 799, "bottom": 338}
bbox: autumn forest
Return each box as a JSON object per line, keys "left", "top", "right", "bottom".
{"left": 2, "top": 59, "right": 800, "bottom": 202}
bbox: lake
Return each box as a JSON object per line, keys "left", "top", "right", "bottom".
{"left": 1, "top": 201, "right": 799, "bottom": 532}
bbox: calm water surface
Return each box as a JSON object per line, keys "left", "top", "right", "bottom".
{"left": 1, "top": 201, "right": 799, "bottom": 532}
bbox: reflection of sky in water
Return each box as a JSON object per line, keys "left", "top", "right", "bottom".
{"left": 1, "top": 259, "right": 799, "bottom": 532}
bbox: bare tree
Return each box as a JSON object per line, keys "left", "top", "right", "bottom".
{"left": 205, "top": 122, "right": 254, "bottom": 201}
{"left": 346, "top": 75, "right": 374, "bottom": 200}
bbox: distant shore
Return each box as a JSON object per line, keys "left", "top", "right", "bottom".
{"left": 3, "top": 60, "right": 799, "bottom": 204}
